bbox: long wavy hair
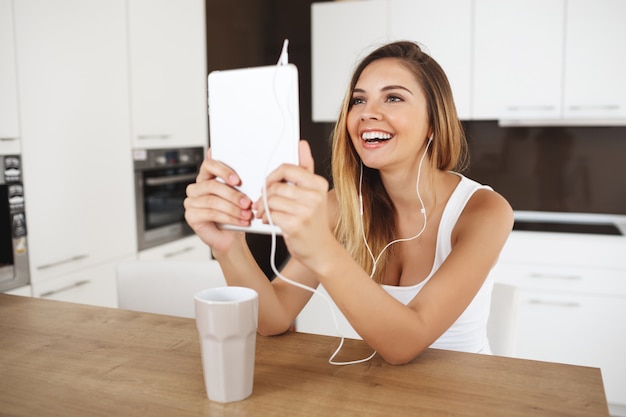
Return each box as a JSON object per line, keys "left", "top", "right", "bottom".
{"left": 331, "top": 41, "right": 469, "bottom": 283}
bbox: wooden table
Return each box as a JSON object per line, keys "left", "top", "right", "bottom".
{"left": 0, "top": 293, "right": 609, "bottom": 417}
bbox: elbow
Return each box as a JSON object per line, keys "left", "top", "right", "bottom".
{"left": 257, "top": 317, "right": 293, "bottom": 337}
{"left": 377, "top": 345, "right": 427, "bottom": 365}
{"left": 372, "top": 327, "right": 431, "bottom": 364}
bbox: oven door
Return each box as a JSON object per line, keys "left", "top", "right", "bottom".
{"left": 0, "top": 184, "right": 30, "bottom": 291}
{"left": 136, "top": 165, "right": 197, "bottom": 250}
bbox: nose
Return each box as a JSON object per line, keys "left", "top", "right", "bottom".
{"left": 359, "top": 101, "right": 382, "bottom": 121}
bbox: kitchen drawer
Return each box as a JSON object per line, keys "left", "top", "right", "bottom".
{"left": 491, "top": 262, "right": 626, "bottom": 296}
{"left": 515, "top": 289, "right": 626, "bottom": 408}
{"left": 499, "top": 231, "right": 626, "bottom": 269}
{"left": 3, "top": 285, "right": 31, "bottom": 297}
{"left": 137, "top": 235, "right": 212, "bottom": 261}
{"left": 32, "top": 259, "right": 126, "bottom": 308}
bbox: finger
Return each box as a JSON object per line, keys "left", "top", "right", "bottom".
{"left": 186, "top": 178, "right": 252, "bottom": 210}
{"left": 186, "top": 173, "right": 253, "bottom": 227}
{"left": 195, "top": 148, "right": 242, "bottom": 187}
{"left": 256, "top": 178, "right": 327, "bottom": 221}
{"left": 257, "top": 191, "right": 320, "bottom": 231}
{"left": 298, "top": 140, "right": 315, "bottom": 173}
{"left": 184, "top": 191, "right": 253, "bottom": 226}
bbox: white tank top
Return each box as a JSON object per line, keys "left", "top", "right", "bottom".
{"left": 382, "top": 173, "right": 494, "bottom": 353}
{"left": 301, "top": 174, "right": 494, "bottom": 354}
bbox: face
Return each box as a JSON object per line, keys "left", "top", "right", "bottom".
{"left": 347, "top": 58, "right": 431, "bottom": 173}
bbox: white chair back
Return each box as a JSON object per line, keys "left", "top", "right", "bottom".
{"left": 487, "top": 282, "right": 519, "bottom": 357}
{"left": 116, "top": 259, "right": 226, "bottom": 318}
{"left": 295, "top": 284, "right": 361, "bottom": 339}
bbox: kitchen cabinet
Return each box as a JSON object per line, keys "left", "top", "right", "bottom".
{"left": 14, "top": 0, "right": 137, "bottom": 284}
{"left": 387, "top": 0, "right": 472, "bottom": 119}
{"left": 562, "top": 0, "right": 626, "bottom": 119}
{"left": 311, "top": 0, "right": 472, "bottom": 122}
{"left": 32, "top": 258, "right": 132, "bottom": 308}
{"left": 137, "top": 235, "right": 212, "bottom": 261}
{"left": 127, "top": 0, "right": 208, "bottom": 150}
{"left": 3, "top": 285, "right": 31, "bottom": 297}
{"left": 473, "top": 0, "right": 626, "bottom": 122}
{"left": 473, "top": 0, "right": 565, "bottom": 120}
{"left": 311, "top": 0, "right": 388, "bottom": 122}
{"left": 490, "top": 230, "right": 626, "bottom": 413}
{"left": 314, "top": 1, "right": 626, "bottom": 124}
{"left": 0, "top": 0, "right": 21, "bottom": 154}
{"left": 515, "top": 290, "right": 626, "bottom": 412}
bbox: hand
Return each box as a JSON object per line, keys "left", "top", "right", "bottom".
{"left": 183, "top": 148, "right": 253, "bottom": 256}
{"left": 254, "top": 141, "right": 332, "bottom": 267}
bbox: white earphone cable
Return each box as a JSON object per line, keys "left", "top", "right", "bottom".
{"left": 359, "top": 137, "right": 432, "bottom": 278}
{"left": 264, "top": 183, "right": 376, "bottom": 365}
{"left": 262, "top": 42, "right": 432, "bottom": 363}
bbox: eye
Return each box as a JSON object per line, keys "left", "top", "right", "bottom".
{"left": 350, "top": 96, "right": 365, "bottom": 106}
{"left": 386, "top": 95, "right": 403, "bottom": 103}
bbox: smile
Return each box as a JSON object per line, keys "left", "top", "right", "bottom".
{"left": 361, "top": 131, "right": 393, "bottom": 143}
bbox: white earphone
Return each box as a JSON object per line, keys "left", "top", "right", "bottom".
{"left": 359, "top": 135, "right": 433, "bottom": 277}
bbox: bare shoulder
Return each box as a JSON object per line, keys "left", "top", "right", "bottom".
{"left": 456, "top": 185, "right": 514, "bottom": 241}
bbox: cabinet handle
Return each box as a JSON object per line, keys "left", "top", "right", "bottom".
{"left": 567, "top": 104, "right": 620, "bottom": 111}
{"left": 0, "top": 137, "right": 19, "bottom": 141}
{"left": 39, "top": 280, "right": 90, "bottom": 298}
{"left": 528, "top": 272, "right": 582, "bottom": 281}
{"left": 145, "top": 173, "right": 197, "bottom": 186}
{"left": 163, "top": 246, "right": 195, "bottom": 258}
{"left": 37, "top": 254, "right": 89, "bottom": 270}
{"left": 506, "top": 105, "right": 556, "bottom": 112}
{"left": 136, "top": 134, "right": 172, "bottom": 140}
{"left": 527, "top": 299, "right": 581, "bottom": 308}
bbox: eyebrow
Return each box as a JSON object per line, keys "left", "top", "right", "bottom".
{"left": 353, "top": 85, "right": 414, "bottom": 95}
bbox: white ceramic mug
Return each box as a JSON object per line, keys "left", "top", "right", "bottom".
{"left": 194, "top": 286, "right": 258, "bottom": 403}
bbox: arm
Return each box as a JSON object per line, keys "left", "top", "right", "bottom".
{"left": 184, "top": 147, "right": 323, "bottom": 335}
{"left": 260, "top": 150, "right": 514, "bottom": 363}
{"left": 322, "top": 189, "right": 513, "bottom": 364}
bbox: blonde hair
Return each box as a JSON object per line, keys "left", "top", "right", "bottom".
{"left": 331, "top": 41, "right": 468, "bottom": 283}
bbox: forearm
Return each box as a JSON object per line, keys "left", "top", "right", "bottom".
{"left": 309, "top": 240, "right": 430, "bottom": 364}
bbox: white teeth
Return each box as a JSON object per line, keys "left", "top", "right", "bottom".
{"left": 362, "top": 131, "right": 392, "bottom": 140}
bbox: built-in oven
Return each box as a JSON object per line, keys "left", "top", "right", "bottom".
{"left": 133, "top": 147, "right": 205, "bottom": 251}
{"left": 0, "top": 155, "right": 30, "bottom": 292}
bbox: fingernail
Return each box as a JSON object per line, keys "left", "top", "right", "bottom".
{"left": 240, "top": 197, "right": 251, "bottom": 208}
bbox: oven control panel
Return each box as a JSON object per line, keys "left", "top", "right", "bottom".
{"left": 133, "top": 147, "right": 205, "bottom": 170}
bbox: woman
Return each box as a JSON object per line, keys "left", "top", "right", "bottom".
{"left": 184, "top": 41, "right": 513, "bottom": 365}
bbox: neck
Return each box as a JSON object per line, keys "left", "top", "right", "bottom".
{"left": 379, "top": 158, "right": 437, "bottom": 214}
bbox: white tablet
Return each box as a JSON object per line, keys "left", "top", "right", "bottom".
{"left": 208, "top": 63, "right": 300, "bottom": 235}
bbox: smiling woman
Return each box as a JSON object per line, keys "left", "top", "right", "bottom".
{"left": 184, "top": 40, "right": 514, "bottom": 365}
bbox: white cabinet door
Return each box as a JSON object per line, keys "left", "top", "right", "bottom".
{"left": 0, "top": 0, "right": 21, "bottom": 154}
{"left": 128, "top": 0, "right": 208, "bottom": 149}
{"left": 14, "top": 0, "right": 137, "bottom": 282}
{"left": 4, "top": 285, "right": 31, "bottom": 297}
{"left": 311, "top": 0, "right": 389, "bottom": 122}
{"left": 515, "top": 289, "right": 626, "bottom": 408}
{"left": 473, "top": 0, "right": 565, "bottom": 120}
{"left": 388, "top": 0, "right": 472, "bottom": 119}
{"left": 137, "top": 235, "right": 212, "bottom": 261}
{"left": 563, "top": 0, "right": 626, "bottom": 119}
{"left": 33, "top": 258, "right": 130, "bottom": 308}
